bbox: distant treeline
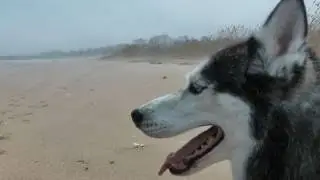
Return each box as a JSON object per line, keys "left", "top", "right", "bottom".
{"left": 0, "top": 25, "right": 252, "bottom": 60}
{"left": 2, "top": 2, "right": 320, "bottom": 60}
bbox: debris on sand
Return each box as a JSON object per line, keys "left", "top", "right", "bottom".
{"left": 0, "top": 134, "right": 10, "bottom": 140}
{"left": 0, "top": 149, "right": 7, "bottom": 155}
{"left": 133, "top": 142, "right": 145, "bottom": 150}
{"left": 109, "top": 160, "right": 115, "bottom": 165}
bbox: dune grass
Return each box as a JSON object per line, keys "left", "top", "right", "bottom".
{"left": 110, "top": 1, "right": 320, "bottom": 59}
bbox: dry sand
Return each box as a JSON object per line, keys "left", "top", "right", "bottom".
{"left": 0, "top": 58, "right": 232, "bottom": 180}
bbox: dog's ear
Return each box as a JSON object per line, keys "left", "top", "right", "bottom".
{"left": 257, "top": 0, "right": 308, "bottom": 56}
{"left": 253, "top": 0, "right": 308, "bottom": 78}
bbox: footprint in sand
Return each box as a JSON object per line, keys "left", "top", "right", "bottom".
{"left": 7, "top": 111, "right": 33, "bottom": 121}
{"left": 76, "top": 160, "right": 89, "bottom": 171}
{"left": 8, "top": 95, "right": 25, "bottom": 108}
{"left": 0, "top": 110, "right": 12, "bottom": 116}
{"left": 0, "top": 149, "right": 7, "bottom": 155}
{"left": 8, "top": 103, "right": 21, "bottom": 108}
{"left": 28, "top": 100, "right": 49, "bottom": 109}
{"left": 0, "top": 133, "right": 11, "bottom": 140}
{"left": 7, "top": 116, "right": 15, "bottom": 120}
{"left": 22, "top": 119, "right": 31, "bottom": 124}
{"left": 22, "top": 112, "right": 33, "bottom": 116}
{"left": 20, "top": 112, "right": 33, "bottom": 123}
{"left": 57, "top": 86, "right": 68, "bottom": 91}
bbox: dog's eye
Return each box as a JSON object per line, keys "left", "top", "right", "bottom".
{"left": 188, "top": 83, "right": 207, "bottom": 95}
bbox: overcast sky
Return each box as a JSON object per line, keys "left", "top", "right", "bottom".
{"left": 0, "top": 0, "right": 316, "bottom": 55}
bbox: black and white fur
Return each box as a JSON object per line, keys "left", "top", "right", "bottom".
{"left": 130, "top": 0, "right": 320, "bottom": 179}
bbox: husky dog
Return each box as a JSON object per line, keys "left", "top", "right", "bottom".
{"left": 130, "top": 0, "right": 320, "bottom": 179}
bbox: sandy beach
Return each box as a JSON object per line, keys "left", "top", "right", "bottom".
{"left": 0, "top": 58, "right": 232, "bottom": 180}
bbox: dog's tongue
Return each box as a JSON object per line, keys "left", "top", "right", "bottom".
{"left": 158, "top": 126, "right": 219, "bottom": 176}
{"left": 158, "top": 153, "right": 185, "bottom": 175}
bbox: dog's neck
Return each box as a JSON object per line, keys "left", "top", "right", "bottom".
{"left": 236, "top": 50, "right": 319, "bottom": 180}
{"left": 241, "top": 50, "right": 314, "bottom": 139}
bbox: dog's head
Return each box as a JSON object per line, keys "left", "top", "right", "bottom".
{"left": 131, "top": 0, "right": 308, "bottom": 177}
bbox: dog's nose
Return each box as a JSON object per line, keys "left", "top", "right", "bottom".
{"left": 131, "top": 109, "right": 144, "bottom": 127}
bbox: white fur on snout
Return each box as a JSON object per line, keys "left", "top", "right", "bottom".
{"left": 137, "top": 93, "right": 179, "bottom": 138}
{"left": 137, "top": 81, "right": 254, "bottom": 175}
{"left": 137, "top": 90, "right": 215, "bottom": 138}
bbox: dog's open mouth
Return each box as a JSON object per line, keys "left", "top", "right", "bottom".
{"left": 158, "top": 125, "right": 224, "bottom": 176}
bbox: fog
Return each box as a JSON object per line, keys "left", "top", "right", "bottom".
{"left": 0, "top": 0, "right": 315, "bottom": 55}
